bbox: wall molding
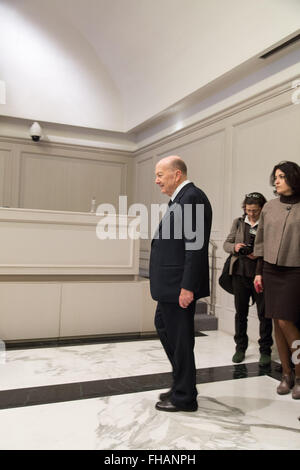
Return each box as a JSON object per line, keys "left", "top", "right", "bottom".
{"left": 133, "top": 75, "right": 299, "bottom": 156}
{"left": 1, "top": 75, "right": 299, "bottom": 158}
{"left": 0, "top": 136, "right": 134, "bottom": 159}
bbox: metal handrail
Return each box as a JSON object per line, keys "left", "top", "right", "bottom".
{"left": 208, "top": 239, "right": 218, "bottom": 316}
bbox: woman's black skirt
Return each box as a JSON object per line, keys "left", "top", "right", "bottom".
{"left": 263, "top": 261, "right": 300, "bottom": 322}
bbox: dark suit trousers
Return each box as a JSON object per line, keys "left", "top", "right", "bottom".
{"left": 155, "top": 300, "right": 198, "bottom": 408}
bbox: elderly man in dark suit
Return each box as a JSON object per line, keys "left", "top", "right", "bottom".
{"left": 150, "top": 155, "right": 212, "bottom": 412}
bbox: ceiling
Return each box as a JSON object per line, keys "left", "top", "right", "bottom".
{"left": 0, "top": 0, "right": 300, "bottom": 133}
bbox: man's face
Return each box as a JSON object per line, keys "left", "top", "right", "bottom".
{"left": 155, "top": 162, "right": 179, "bottom": 196}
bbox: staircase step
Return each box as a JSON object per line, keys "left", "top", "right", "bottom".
{"left": 196, "top": 301, "right": 208, "bottom": 314}
{"left": 195, "top": 313, "right": 218, "bottom": 331}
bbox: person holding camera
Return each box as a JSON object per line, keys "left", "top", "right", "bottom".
{"left": 223, "top": 193, "right": 273, "bottom": 365}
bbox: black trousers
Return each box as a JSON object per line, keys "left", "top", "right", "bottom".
{"left": 154, "top": 300, "right": 197, "bottom": 408}
{"left": 232, "top": 275, "right": 273, "bottom": 355}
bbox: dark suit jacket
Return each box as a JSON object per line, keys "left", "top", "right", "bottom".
{"left": 149, "top": 182, "right": 212, "bottom": 302}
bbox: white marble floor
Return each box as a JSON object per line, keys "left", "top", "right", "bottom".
{"left": 0, "top": 331, "right": 263, "bottom": 390}
{"left": 0, "top": 331, "right": 299, "bottom": 450}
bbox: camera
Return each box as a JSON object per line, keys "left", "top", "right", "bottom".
{"left": 239, "top": 243, "right": 254, "bottom": 256}
{"left": 239, "top": 231, "right": 256, "bottom": 256}
{"left": 29, "top": 122, "right": 42, "bottom": 142}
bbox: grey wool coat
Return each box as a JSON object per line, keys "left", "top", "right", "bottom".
{"left": 253, "top": 198, "right": 300, "bottom": 267}
{"left": 223, "top": 217, "right": 245, "bottom": 275}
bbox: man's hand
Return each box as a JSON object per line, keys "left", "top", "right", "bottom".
{"left": 179, "top": 288, "right": 194, "bottom": 309}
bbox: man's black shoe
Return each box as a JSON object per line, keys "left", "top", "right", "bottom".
{"left": 159, "top": 389, "right": 172, "bottom": 401}
{"left": 155, "top": 398, "right": 198, "bottom": 412}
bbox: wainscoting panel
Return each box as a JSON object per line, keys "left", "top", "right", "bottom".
{"left": 19, "top": 151, "right": 126, "bottom": 212}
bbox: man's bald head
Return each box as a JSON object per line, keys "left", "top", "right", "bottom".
{"left": 158, "top": 156, "right": 187, "bottom": 176}
{"left": 155, "top": 156, "right": 188, "bottom": 196}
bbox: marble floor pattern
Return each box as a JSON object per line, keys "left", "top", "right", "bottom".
{"left": 0, "top": 330, "right": 299, "bottom": 450}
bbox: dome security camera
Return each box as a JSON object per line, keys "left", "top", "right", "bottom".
{"left": 29, "top": 122, "right": 42, "bottom": 142}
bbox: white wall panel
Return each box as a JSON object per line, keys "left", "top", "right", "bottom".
{"left": 0, "top": 283, "right": 61, "bottom": 340}
{"left": 0, "top": 149, "right": 8, "bottom": 205}
{"left": 19, "top": 152, "right": 126, "bottom": 212}
{"left": 158, "top": 130, "right": 226, "bottom": 235}
{"left": 135, "top": 154, "right": 154, "bottom": 254}
{"left": 59, "top": 279, "right": 156, "bottom": 338}
{"left": 231, "top": 101, "right": 300, "bottom": 219}
{"left": 0, "top": 145, "right": 15, "bottom": 206}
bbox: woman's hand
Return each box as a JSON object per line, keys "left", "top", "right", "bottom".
{"left": 234, "top": 243, "right": 246, "bottom": 253}
{"left": 254, "top": 275, "right": 263, "bottom": 293}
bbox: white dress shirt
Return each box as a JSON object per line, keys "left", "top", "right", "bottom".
{"left": 170, "top": 180, "right": 191, "bottom": 202}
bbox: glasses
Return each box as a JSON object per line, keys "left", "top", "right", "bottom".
{"left": 245, "top": 193, "right": 261, "bottom": 198}
{"left": 246, "top": 209, "right": 260, "bottom": 214}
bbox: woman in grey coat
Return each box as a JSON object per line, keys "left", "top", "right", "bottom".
{"left": 224, "top": 192, "right": 273, "bottom": 365}
{"left": 254, "top": 161, "right": 300, "bottom": 399}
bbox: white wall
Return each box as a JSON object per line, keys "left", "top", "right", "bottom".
{"left": 1, "top": 0, "right": 299, "bottom": 132}
{"left": 0, "top": 0, "right": 124, "bottom": 131}
{"left": 134, "top": 47, "right": 300, "bottom": 148}
{"left": 134, "top": 76, "right": 300, "bottom": 342}
{"left": 122, "top": 0, "right": 300, "bottom": 130}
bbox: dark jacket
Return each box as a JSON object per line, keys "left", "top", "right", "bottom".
{"left": 149, "top": 182, "right": 212, "bottom": 302}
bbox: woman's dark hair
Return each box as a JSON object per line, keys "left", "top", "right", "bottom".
{"left": 270, "top": 161, "right": 300, "bottom": 195}
{"left": 242, "top": 192, "right": 267, "bottom": 211}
